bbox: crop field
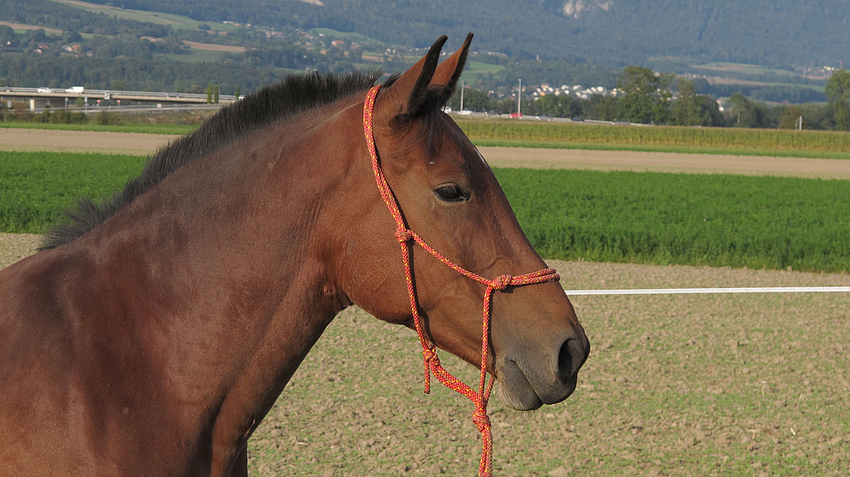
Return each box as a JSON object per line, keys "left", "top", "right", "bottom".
{"left": 0, "top": 121, "right": 197, "bottom": 135}
{"left": 1, "top": 128, "right": 848, "bottom": 475}
{"left": 0, "top": 151, "right": 145, "bottom": 232}
{"left": 456, "top": 120, "right": 850, "bottom": 159}
{"left": 496, "top": 168, "right": 850, "bottom": 273}
{"left": 3, "top": 150, "right": 848, "bottom": 273}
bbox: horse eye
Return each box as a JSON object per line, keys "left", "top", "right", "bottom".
{"left": 434, "top": 184, "right": 468, "bottom": 202}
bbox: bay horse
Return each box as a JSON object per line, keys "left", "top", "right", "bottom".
{"left": 0, "top": 34, "right": 588, "bottom": 476}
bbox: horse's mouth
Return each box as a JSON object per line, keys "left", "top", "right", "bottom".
{"left": 496, "top": 358, "right": 579, "bottom": 411}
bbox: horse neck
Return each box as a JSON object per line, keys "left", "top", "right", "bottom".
{"left": 66, "top": 96, "right": 366, "bottom": 459}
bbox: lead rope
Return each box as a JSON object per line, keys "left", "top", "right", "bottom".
{"left": 363, "top": 85, "right": 559, "bottom": 476}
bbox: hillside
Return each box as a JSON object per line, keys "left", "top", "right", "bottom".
{"left": 71, "top": 0, "right": 850, "bottom": 69}
{"left": 1, "top": 0, "right": 847, "bottom": 114}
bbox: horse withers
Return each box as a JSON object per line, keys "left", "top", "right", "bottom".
{"left": 0, "top": 34, "right": 588, "bottom": 476}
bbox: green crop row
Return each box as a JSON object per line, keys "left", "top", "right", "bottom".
{"left": 496, "top": 168, "right": 850, "bottom": 273}
{"left": 457, "top": 119, "right": 850, "bottom": 155}
{"left": 2, "top": 151, "right": 848, "bottom": 272}
{"left": 0, "top": 121, "right": 197, "bottom": 135}
{"left": 0, "top": 151, "right": 146, "bottom": 233}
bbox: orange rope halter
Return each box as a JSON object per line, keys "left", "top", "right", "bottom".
{"left": 362, "top": 85, "right": 559, "bottom": 476}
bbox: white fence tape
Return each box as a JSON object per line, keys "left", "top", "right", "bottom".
{"left": 564, "top": 286, "right": 850, "bottom": 296}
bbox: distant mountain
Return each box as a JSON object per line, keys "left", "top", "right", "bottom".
{"left": 78, "top": 0, "right": 850, "bottom": 68}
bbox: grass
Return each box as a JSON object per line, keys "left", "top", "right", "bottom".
{"left": 0, "top": 151, "right": 146, "bottom": 233}
{"left": 0, "top": 21, "right": 64, "bottom": 34}
{"left": 690, "top": 61, "right": 807, "bottom": 78}
{"left": 47, "top": 0, "right": 240, "bottom": 32}
{"left": 459, "top": 61, "right": 505, "bottom": 82}
{"left": 497, "top": 168, "right": 850, "bottom": 273}
{"left": 309, "top": 28, "right": 378, "bottom": 43}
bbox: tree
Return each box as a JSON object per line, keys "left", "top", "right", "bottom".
{"left": 206, "top": 83, "right": 213, "bottom": 104}
{"left": 213, "top": 85, "right": 220, "bottom": 104}
{"left": 531, "top": 94, "right": 578, "bottom": 118}
{"left": 586, "top": 94, "right": 619, "bottom": 121}
{"left": 825, "top": 69, "right": 850, "bottom": 131}
{"left": 617, "top": 66, "right": 673, "bottom": 124}
{"left": 777, "top": 106, "right": 803, "bottom": 129}
{"left": 726, "top": 93, "right": 771, "bottom": 128}
{"left": 672, "top": 78, "right": 703, "bottom": 126}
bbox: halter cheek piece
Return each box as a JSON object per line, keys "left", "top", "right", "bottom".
{"left": 363, "top": 85, "right": 559, "bottom": 476}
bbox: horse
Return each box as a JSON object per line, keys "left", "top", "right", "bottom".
{"left": 0, "top": 34, "right": 588, "bottom": 476}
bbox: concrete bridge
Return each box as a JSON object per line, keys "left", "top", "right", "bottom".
{"left": 0, "top": 87, "right": 237, "bottom": 111}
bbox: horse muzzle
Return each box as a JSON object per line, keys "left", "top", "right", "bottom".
{"left": 496, "top": 328, "right": 590, "bottom": 411}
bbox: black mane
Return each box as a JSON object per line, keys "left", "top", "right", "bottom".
{"left": 40, "top": 70, "right": 382, "bottom": 250}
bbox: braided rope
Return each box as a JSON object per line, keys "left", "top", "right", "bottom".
{"left": 363, "top": 85, "right": 560, "bottom": 476}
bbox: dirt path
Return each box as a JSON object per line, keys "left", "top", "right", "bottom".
{"left": 2, "top": 128, "right": 849, "bottom": 178}
{"left": 0, "top": 129, "right": 176, "bottom": 156}
{"left": 481, "top": 146, "right": 850, "bottom": 179}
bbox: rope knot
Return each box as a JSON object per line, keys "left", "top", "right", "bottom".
{"left": 422, "top": 347, "right": 440, "bottom": 366}
{"left": 395, "top": 228, "right": 413, "bottom": 243}
{"left": 491, "top": 274, "right": 513, "bottom": 291}
{"left": 472, "top": 409, "right": 491, "bottom": 433}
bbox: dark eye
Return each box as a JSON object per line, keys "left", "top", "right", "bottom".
{"left": 434, "top": 184, "right": 468, "bottom": 202}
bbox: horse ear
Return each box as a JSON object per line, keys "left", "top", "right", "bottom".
{"left": 377, "top": 35, "right": 448, "bottom": 120}
{"left": 430, "top": 32, "right": 474, "bottom": 100}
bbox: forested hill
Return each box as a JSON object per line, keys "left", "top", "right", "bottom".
{"left": 78, "top": 0, "right": 850, "bottom": 68}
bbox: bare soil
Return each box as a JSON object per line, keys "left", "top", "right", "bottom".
{"left": 0, "top": 129, "right": 176, "bottom": 156}
{"left": 2, "top": 129, "right": 849, "bottom": 178}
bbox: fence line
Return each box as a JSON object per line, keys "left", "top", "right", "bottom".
{"left": 563, "top": 286, "right": 850, "bottom": 296}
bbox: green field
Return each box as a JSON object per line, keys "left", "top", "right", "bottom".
{"left": 0, "top": 121, "right": 196, "bottom": 135}
{"left": 3, "top": 151, "right": 848, "bottom": 273}
{"left": 496, "top": 168, "right": 850, "bottom": 273}
{"left": 0, "top": 152, "right": 145, "bottom": 233}
{"left": 47, "top": 0, "right": 239, "bottom": 32}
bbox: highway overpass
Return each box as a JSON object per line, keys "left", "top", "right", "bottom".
{"left": 1, "top": 87, "right": 238, "bottom": 111}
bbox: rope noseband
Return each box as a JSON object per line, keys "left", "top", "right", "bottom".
{"left": 363, "top": 85, "right": 559, "bottom": 476}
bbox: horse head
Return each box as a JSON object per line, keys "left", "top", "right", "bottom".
{"left": 340, "top": 34, "right": 589, "bottom": 412}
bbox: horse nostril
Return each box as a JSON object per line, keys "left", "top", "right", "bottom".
{"left": 557, "top": 339, "right": 573, "bottom": 381}
{"left": 557, "top": 338, "right": 588, "bottom": 381}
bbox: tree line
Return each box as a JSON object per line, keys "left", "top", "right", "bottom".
{"left": 448, "top": 67, "right": 850, "bottom": 131}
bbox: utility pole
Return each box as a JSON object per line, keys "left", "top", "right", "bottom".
{"left": 517, "top": 78, "right": 522, "bottom": 117}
